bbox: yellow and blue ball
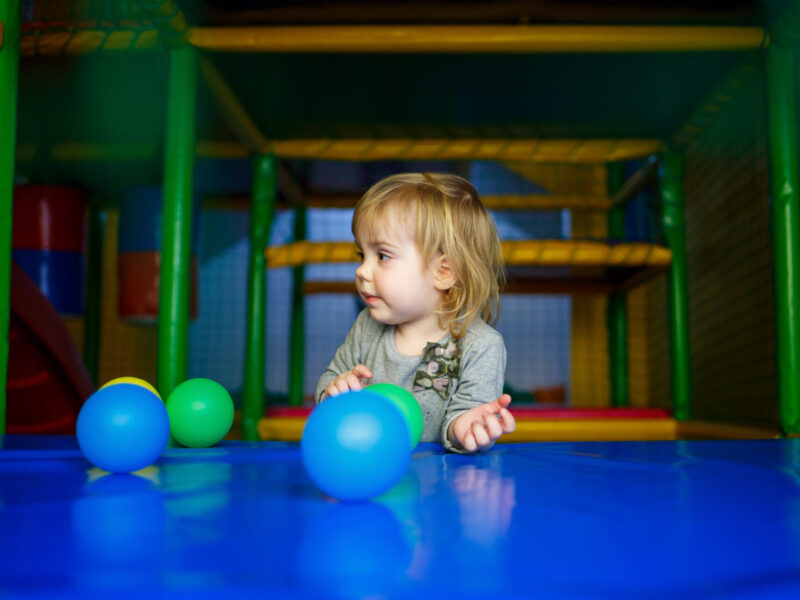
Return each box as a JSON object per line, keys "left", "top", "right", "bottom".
{"left": 77, "top": 383, "right": 169, "bottom": 473}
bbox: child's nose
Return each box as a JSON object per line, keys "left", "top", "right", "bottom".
{"left": 356, "top": 262, "right": 370, "bottom": 281}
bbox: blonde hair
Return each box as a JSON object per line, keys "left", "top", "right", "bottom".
{"left": 352, "top": 172, "right": 505, "bottom": 338}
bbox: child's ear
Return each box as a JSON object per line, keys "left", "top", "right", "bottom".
{"left": 433, "top": 255, "right": 456, "bottom": 291}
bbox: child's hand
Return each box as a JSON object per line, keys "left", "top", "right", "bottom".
{"left": 448, "top": 394, "right": 516, "bottom": 452}
{"left": 324, "top": 364, "right": 373, "bottom": 398}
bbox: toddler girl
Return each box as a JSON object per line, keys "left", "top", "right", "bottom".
{"left": 315, "top": 172, "right": 515, "bottom": 452}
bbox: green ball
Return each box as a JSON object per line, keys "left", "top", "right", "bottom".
{"left": 166, "top": 378, "right": 234, "bottom": 448}
{"left": 367, "top": 383, "right": 423, "bottom": 449}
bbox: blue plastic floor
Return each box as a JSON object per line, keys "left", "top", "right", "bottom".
{"left": 2, "top": 436, "right": 800, "bottom": 599}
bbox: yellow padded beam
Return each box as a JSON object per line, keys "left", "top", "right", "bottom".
{"left": 20, "top": 24, "right": 766, "bottom": 57}
{"left": 257, "top": 416, "right": 678, "bottom": 442}
{"left": 189, "top": 25, "right": 766, "bottom": 54}
{"left": 253, "top": 138, "right": 664, "bottom": 163}
{"left": 20, "top": 28, "right": 160, "bottom": 57}
{"left": 501, "top": 240, "right": 672, "bottom": 267}
{"left": 265, "top": 240, "right": 672, "bottom": 269}
{"left": 255, "top": 417, "right": 779, "bottom": 442}
{"left": 676, "top": 421, "right": 780, "bottom": 439}
{"left": 17, "top": 139, "right": 663, "bottom": 163}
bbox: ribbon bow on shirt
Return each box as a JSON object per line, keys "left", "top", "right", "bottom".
{"left": 413, "top": 339, "right": 461, "bottom": 400}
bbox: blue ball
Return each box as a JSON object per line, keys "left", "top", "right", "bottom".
{"left": 301, "top": 390, "right": 411, "bottom": 501}
{"left": 77, "top": 384, "right": 170, "bottom": 473}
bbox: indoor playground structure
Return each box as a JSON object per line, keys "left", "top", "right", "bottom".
{"left": 4, "top": 1, "right": 800, "bottom": 597}
{"left": 5, "top": 1, "right": 800, "bottom": 443}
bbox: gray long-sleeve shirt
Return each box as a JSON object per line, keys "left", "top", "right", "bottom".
{"left": 315, "top": 309, "right": 506, "bottom": 452}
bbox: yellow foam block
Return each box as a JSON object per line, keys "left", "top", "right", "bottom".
{"left": 258, "top": 417, "right": 307, "bottom": 441}
{"left": 256, "top": 416, "right": 782, "bottom": 443}
{"left": 257, "top": 416, "right": 678, "bottom": 443}
{"left": 502, "top": 419, "right": 677, "bottom": 442}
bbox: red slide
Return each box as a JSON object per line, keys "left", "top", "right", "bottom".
{"left": 6, "top": 262, "right": 95, "bottom": 434}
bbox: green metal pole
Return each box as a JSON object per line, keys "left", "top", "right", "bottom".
{"left": 83, "top": 204, "right": 105, "bottom": 386}
{"left": 661, "top": 151, "right": 691, "bottom": 421}
{"left": 157, "top": 45, "right": 197, "bottom": 398}
{"left": 289, "top": 206, "right": 307, "bottom": 407}
{"left": 0, "top": 0, "right": 21, "bottom": 436}
{"left": 243, "top": 155, "right": 276, "bottom": 441}
{"left": 766, "top": 28, "right": 800, "bottom": 435}
{"left": 607, "top": 162, "right": 628, "bottom": 407}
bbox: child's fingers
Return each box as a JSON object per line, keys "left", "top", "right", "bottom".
{"left": 461, "top": 430, "right": 477, "bottom": 452}
{"left": 484, "top": 414, "right": 504, "bottom": 439}
{"left": 471, "top": 421, "right": 491, "bottom": 448}
{"left": 333, "top": 379, "right": 350, "bottom": 395}
{"left": 499, "top": 408, "right": 516, "bottom": 433}
{"left": 344, "top": 372, "right": 364, "bottom": 391}
{"left": 353, "top": 364, "right": 373, "bottom": 380}
{"left": 482, "top": 394, "right": 512, "bottom": 418}
{"left": 489, "top": 394, "right": 511, "bottom": 413}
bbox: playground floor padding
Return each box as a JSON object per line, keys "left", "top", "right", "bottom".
{"left": 2, "top": 435, "right": 800, "bottom": 598}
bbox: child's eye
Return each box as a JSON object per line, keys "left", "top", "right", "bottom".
{"left": 378, "top": 252, "right": 390, "bottom": 261}
{"left": 355, "top": 251, "right": 364, "bottom": 261}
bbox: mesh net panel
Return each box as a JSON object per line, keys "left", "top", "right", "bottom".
{"left": 682, "top": 67, "right": 776, "bottom": 427}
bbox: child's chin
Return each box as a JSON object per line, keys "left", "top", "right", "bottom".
{"left": 367, "top": 308, "right": 397, "bottom": 325}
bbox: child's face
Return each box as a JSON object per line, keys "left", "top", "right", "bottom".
{"left": 354, "top": 213, "right": 443, "bottom": 328}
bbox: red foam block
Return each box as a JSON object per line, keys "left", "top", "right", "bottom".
{"left": 12, "top": 185, "right": 86, "bottom": 253}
